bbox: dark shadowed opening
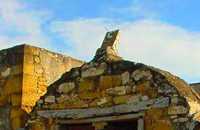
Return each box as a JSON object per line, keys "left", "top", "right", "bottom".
{"left": 104, "top": 120, "right": 138, "bottom": 130}
{"left": 59, "top": 123, "right": 94, "bottom": 130}
{"left": 59, "top": 119, "right": 138, "bottom": 130}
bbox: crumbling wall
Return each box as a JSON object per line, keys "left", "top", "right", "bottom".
{"left": 0, "top": 45, "right": 24, "bottom": 130}
{"left": 31, "top": 30, "right": 200, "bottom": 130}
{"left": 34, "top": 60, "right": 194, "bottom": 130}
{"left": 0, "top": 106, "right": 10, "bottom": 130}
{"left": 22, "top": 45, "right": 83, "bottom": 113}
{"left": 0, "top": 44, "right": 83, "bottom": 130}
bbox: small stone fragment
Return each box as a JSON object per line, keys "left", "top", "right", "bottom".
{"left": 106, "top": 86, "right": 126, "bottom": 96}
{"left": 127, "top": 95, "right": 141, "bottom": 104}
{"left": 173, "top": 117, "right": 188, "bottom": 123}
{"left": 1, "top": 68, "right": 11, "bottom": 77}
{"left": 168, "top": 106, "right": 188, "bottom": 115}
{"left": 57, "top": 82, "right": 75, "bottom": 93}
{"left": 171, "top": 96, "right": 179, "bottom": 104}
{"left": 121, "top": 71, "right": 130, "bottom": 85}
{"left": 97, "top": 97, "right": 108, "bottom": 106}
{"left": 141, "top": 95, "right": 149, "bottom": 101}
{"left": 81, "top": 63, "right": 107, "bottom": 78}
{"left": 131, "top": 70, "right": 152, "bottom": 81}
{"left": 45, "top": 96, "right": 55, "bottom": 103}
{"left": 113, "top": 95, "right": 131, "bottom": 104}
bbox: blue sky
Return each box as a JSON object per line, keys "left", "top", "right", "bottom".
{"left": 0, "top": 0, "right": 200, "bottom": 83}
{"left": 26, "top": 0, "right": 200, "bottom": 31}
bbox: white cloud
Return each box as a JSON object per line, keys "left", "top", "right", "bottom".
{"left": 0, "top": 0, "right": 51, "bottom": 49}
{"left": 50, "top": 18, "right": 200, "bottom": 82}
{"left": 50, "top": 19, "right": 110, "bottom": 60}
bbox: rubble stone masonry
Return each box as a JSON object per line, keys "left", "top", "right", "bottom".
{"left": 0, "top": 45, "right": 83, "bottom": 130}
{"left": 29, "top": 30, "right": 200, "bottom": 130}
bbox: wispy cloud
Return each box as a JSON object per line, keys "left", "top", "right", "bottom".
{"left": 0, "top": 0, "right": 51, "bottom": 49}
{"left": 50, "top": 18, "right": 200, "bottom": 82}
{"left": 0, "top": 0, "right": 199, "bottom": 82}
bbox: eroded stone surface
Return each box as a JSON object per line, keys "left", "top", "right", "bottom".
{"left": 28, "top": 30, "right": 200, "bottom": 130}
{"left": 57, "top": 82, "right": 75, "bottom": 93}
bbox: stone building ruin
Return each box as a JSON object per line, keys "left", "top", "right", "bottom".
{"left": 0, "top": 30, "right": 200, "bottom": 130}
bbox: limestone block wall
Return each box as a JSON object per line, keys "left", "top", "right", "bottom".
{"left": 34, "top": 60, "right": 198, "bottom": 130}
{"left": 22, "top": 45, "right": 83, "bottom": 113}
{"left": 0, "top": 46, "right": 24, "bottom": 130}
{"left": 30, "top": 30, "right": 200, "bottom": 130}
{"left": 0, "top": 44, "right": 83, "bottom": 130}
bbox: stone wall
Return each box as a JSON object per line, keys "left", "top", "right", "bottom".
{"left": 22, "top": 45, "right": 83, "bottom": 113}
{"left": 0, "top": 44, "right": 83, "bottom": 130}
{"left": 0, "top": 45, "right": 24, "bottom": 130}
{"left": 30, "top": 30, "right": 200, "bottom": 130}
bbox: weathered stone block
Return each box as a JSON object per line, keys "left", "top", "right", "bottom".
{"left": 131, "top": 70, "right": 152, "bottom": 81}
{"left": 97, "top": 97, "right": 108, "bottom": 106}
{"left": 79, "top": 79, "right": 94, "bottom": 92}
{"left": 168, "top": 106, "right": 188, "bottom": 115}
{"left": 99, "top": 76, "right": 113, "bottom": 90}
{"left": 173, "top": 117, "right": 188, "bottom": 122}
{"left": 57, "top": 82, "right": 75, "bottom": 93}
{"left": 136, "top": 82, "right": 157, "bottom": 98}
{"left": 79, "top": 92, "right": 100, "bottom": 100}
{"left": 1, "top": 67, "right": 11, "bottom": 77}
{"left": 106, "top": 86, "right": 127, "bottom": 96}
{"left": 64, "top": 99, "right": 88, "bottom": 109}
{"left": 112, "top": 75, "right": 122, "bottom": 86}
{"left": 121, "top": 71, "right": 129, "bottom": 85}
{"left": 90, "top": 97, "right": 112, "bottom": 107}
{"left": 4, "top": 76, "right": 22, "bottom": 95}
{"left": 113, "top": 95, "right": 132, "bottom": 104}
{"left": 127, "top": 94, "right": 141, "bottom": 104}
{"left": 81, "top": 63, "right": 106, "bottom": 78}
{"left": 45, "top": 96, "right": 55, "bottom": 103}
{"left": 11, "top": 94, "right": 21, "bottom": 106}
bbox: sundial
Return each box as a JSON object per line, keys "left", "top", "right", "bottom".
{"left": 101, "top": 30, "right": 120, "bottom": 50}
{"left": 93, "top": 30, "right": 121, "bottom": 62}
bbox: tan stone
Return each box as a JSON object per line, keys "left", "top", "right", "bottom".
{"left": 173, "top": 117, "right": 188, "bottom": 122}
{"left": 1, "top": 67, "right": 11, "bottom": 77}
{"left": 10, "top": 107, "right": 28, "bottom": 130}
{"left": 45, "top": 96, "right": 55, "bottom": 103}
{"left": 4, "top": 76, "right": 22, "bottom": 95}
{"left": 106, "top": 86, "right": 126, "bottom": 96}
{"left": 99, "top": 76, "right": 113, "bottom": 90}
{"left": 81, "top": 63, "right": 106, "bottom": 78}
{"left": 171, "top": 96, "right": 179, "bottom": 104}
{"left": 121, "top": 71, "right": 129, "bottom": 85}
{"left": 113, "top": 94, "right": 141, "bottom": 105}
{"left": 90, "top": 96, "right": 112, "bottom": 107}
{"left": 62, "top": 97, "right": 88, "bottom": 109}
{"left": 79, "top": 79, "right": 94, "bottom": 92}
{"left": 23, "top": 64, "right": 35, "bottom": 74}
{"left": 168, "top": 106, "right": 188, "bottom": 115}
{"left": 136, "top": 81, "right": 157, "bottom": 98}
{"left": 112, "top": 75, "right": 122, "bottom": 86}
{"left": 127, "top": 94, "right": 141, "bottom": 104}
{"left": 97, "top": 97, "right": 108, "bottom": 106}
{"left": 11, "top": 94, "right": 21, "bottom": 106}
{"left": 79, "top": 92, "right": 100, "bottom": 100}
{"left": 113, "top": 95, "right": 131, "bottom": 104}
{"left": 131, "top": 70, "right": 152, "bottom": 81}
{"left": 57, "top": 82, "right": 75, "bottom": 93}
